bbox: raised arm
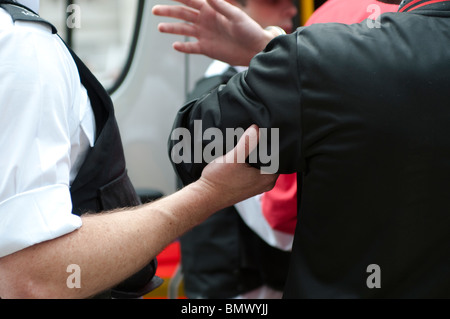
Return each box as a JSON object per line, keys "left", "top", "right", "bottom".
{"left": 0, "top": 125, "right": 276, "bottom": 299}
{"left": 152, "top": 0, "right": 279, "bottom": 66}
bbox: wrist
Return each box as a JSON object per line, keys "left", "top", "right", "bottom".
{"left": 254, "top": 26, "right": 285, "bottom": 56}
{"left": 154, "top": 179, "right": 226, "bottom": 228}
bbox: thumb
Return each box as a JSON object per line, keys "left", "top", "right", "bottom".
{"left": 224, "top": 125, "right": 259, "bottom": 164}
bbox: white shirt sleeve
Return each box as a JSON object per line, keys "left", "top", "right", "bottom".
{"left": 0, "top": 10, "right": 93, "bottom": 258}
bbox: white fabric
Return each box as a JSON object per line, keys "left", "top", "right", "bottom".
{"left": 0, "top": 8, "right": 95, "bottom": 258}
{"left": 204, "top": 60, "right": 230, "bottom": 77}
{"left": 204, "top": 60, "right": 247, "bottom": 78}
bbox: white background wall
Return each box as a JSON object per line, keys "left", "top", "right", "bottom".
{"left": 40, "top": 0, "right": 212, "bottom": 196}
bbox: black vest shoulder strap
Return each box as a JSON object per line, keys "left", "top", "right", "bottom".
{"left": 0, "top": 1, "right": 57, "bottom": 34}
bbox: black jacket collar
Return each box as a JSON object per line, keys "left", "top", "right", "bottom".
{"left": 399, "top": 0, "right": 450, "bottom": 12}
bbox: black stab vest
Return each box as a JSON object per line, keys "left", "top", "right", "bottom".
{"left": 0, "top": 1, "right": 162, "bottom": 298}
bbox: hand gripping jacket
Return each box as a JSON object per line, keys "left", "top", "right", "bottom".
{"left": 0, "top": 1, "right": 163, "bottom": 298}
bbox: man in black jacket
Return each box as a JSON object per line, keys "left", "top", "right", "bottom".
{"left": 155, "top": 0, "right": 450, "bottom": 298}
{"left": 0, "top": 0, "right": 276, "bottom": 299}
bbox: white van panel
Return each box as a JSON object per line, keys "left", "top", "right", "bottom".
{"left": 112, "top": 0, "right": 212, "bottom": 196}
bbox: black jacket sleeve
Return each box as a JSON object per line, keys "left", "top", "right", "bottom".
{"left": 168, "top": 32, "right": 302, "bottom": 185}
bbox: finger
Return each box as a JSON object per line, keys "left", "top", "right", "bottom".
{"left": 168, "top": 0, "right": 206, "bottom": 10}
{"left": 173, "top": 41, "right": 203, "bottom": 55}
{"left": 152, "top": 5, "right": 199, "bottom": 23}
{"left": 206, "top": 0, "right": 246, "bottom": 22}
{"left": 158, "top": 22, "right": 198, "bottom": 38}
{"left": 225, "top": 125, "right": 259, "bottom": 164}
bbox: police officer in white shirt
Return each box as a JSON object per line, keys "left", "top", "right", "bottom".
{"left": 0, "top": 0, "right": 95, "bottom": 257}
{"left": 0, "top": 0, "right": 276, "bottom": 299}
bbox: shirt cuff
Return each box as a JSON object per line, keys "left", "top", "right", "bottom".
{"left": 0, "top": 184, "right": 82, "bottom": 258}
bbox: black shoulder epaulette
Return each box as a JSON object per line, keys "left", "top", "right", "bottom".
{"left": 0, "top": 1, "right": 57, "bottom": 34}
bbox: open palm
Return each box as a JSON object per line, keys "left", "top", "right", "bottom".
{"left": 153, "top": 0, "right": 272, "bottom": 66}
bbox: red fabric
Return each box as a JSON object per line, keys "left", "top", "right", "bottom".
{"left": 400, "top": 0, "right": 450, "bottom": 12}
{"left": 259, "top": 0, "right": 399, "bottom": 235}
{"left": 261, "top": 173, "right": 298, "bottom": 234}
{"left": 155, "top": 241, "right": 180, "bottom": 278}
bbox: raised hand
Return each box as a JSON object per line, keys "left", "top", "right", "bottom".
{"left": 152, "top": 0, "right": 275, "bottom": 66}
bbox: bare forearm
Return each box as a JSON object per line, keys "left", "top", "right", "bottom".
{"left": 0, "top": 125, "right": 276, "bottom": 299}
{"left": 233, "top": 30, "right": 276, "bottom": 66}
{"left": 0, "top": 182, "right": 228, "bottom": 299}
